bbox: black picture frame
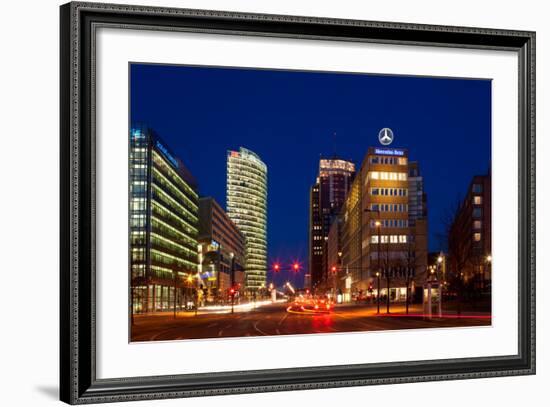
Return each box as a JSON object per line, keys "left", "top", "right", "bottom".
{"left": 60, "top": 2, "right": 536, "bottom": 404}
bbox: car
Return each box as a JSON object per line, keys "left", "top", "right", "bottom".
{"left": 286, "top": 297, "right": 334, "bottom": 314}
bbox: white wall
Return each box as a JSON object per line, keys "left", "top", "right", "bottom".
{"left": 0, "top": 0, "right": 546, "bottom": 405}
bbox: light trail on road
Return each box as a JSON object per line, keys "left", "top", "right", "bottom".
{"left": 197, "top": 299, "right": 286, "bottom": 314}
{"left": 131, "top": 302, "right": 492, "bottom": 342}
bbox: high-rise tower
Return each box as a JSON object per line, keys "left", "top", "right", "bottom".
{"left": 226, "top": 147, "right": 268, "bottom": 292}
{"left": 309, "top": 158, "right": 355, "bottom": 290}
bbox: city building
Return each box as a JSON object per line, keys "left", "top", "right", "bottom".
{"left": 226, "top": 147, "right": 268, "bottom": 293}
{"left": 308, "top": 158, "right": 355, "bottom": 290}
{"left": 309, "top": 182, "right": 323, "bottom": 289}
{"left": 339, "top": 172, "right": 362, "bottom": 301}
{"left": 408, "top": 162, "right": 428, "bottom": 227}
{"left": 448, "top": 172, "right": 492, "bottom": 291}
{"left": 197, "top": 197, "right": 245, "bottom": 302}
{"left": 337, "top": 142, "right": 428, "bottom": 302}
{"left": 325, "top": 214, "right": 343, "bottom": 296}
{"left": 129, "top": 125, "right": 199, "bottom": 313}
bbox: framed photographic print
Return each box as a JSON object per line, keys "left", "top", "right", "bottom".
{"left": 60, "top": 1, "right": 536, "bottom": 404}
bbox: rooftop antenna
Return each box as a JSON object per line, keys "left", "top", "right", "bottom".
{"left": 332, "top": 131, "right": 337, "bottom": 159}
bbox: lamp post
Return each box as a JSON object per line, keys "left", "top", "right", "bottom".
{"left": 173, "top": 271, "right": 178, "bottom": 319}
{"left": 186, "top": 274, "right": 193, "bottom": 313}
{"left": 375, "top": 271, "right": 381, "bottom": 314}
{"left": 194, "top": 276, "right": 199, "bottom": 317}
{"left": 375, "top": 220, "right": 382, "bottom": 311}
{"left": 337, "top": 251, "right": 342, "bottom": 301}
{"left": 365, "top": 208, "right": 381, "bottom": 312}
{"left": 436, "top": 256, "right": 443, "bottom": 317}
{"left": 229, "top": 252, "right": 235, "bottom": 297}
{"left": 485, "top": 254, "right": 492, "bottom": 292}
{"left": 426, "top": 265, "right": 435, "bottom": 319}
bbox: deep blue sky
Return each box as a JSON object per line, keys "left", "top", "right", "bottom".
{"left": 130, "top": 63, "right": 491, "bottom": 287}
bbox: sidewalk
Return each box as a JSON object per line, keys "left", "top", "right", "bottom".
{"left": 332, "top": 301, "right": 491, "bottom": 317}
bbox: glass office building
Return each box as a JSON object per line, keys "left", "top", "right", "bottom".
{"left": 130, "top": 125, "right": 199, "bottom": 313}
{"left": 226, "top": 147, "right": 268, "bottom": 293}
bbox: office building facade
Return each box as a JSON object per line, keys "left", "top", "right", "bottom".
{"left": 129, "top": 125, "right": 199, "bottom": 313}
{"left": 309, "top": 182, "right": 323, "bottom": 289}
{"left": 308, "top": 158, "right": 355, "bottom": 290}
{"left": 226, "top": 147, "right": 268, "bottom": 293}
{"left": 197, "top": 197, "right": 245, "bottom": 301}
{"left": 448, "top": 172, "right": 492, "bottom": 290}
{"left": 337, "top": 145, "right": 428, "bottom": 301}
{"left": 408, "top": 162, "right": 428, "bottom": 227}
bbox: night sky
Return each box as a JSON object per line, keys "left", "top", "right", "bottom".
{"left": 130, "top": 63, "right": 491, "bottom": 287}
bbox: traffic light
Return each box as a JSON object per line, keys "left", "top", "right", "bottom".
{"left": 273, "top": 263, "right": 280, "bottom": 272}
{"left": 293, "top": 263, "right": 299, "bottom": 272}
{"left": 229, "top": 288, "right": 235, "bottom": 295}
{"left": 331, "top": 266, "right": 337, "bottom": 274}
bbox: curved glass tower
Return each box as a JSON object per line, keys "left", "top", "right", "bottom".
{"left": 226, "top": 147, "right": 268, "bottom": 293}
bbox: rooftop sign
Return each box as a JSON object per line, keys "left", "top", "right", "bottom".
{"left": 378, "top": 128, "right": 394, "bottom": 146}
{"left": 155, "top": 140, "right": 179, "bottom": 169}
{"left": 374, "top": 148, "right": 405, "bottom": 156}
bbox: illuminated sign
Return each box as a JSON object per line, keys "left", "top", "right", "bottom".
{"left": 131, "top": 129, "right": 144, "bottom": 139}
{"left": 378, "top": 128, "right": 394, "bottom": 145}
{"left": 374, "top": 148, "right": 405, "bottom": 156}
{"left": 155, "top": 141, "right": 179, "bottom": 168}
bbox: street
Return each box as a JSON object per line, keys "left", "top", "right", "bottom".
{"left": 131, "top": 301, "right": 491, "bottom": 342}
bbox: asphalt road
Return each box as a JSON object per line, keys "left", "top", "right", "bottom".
{"left": 131, "top": 302, "right": 491, "bottom": 342}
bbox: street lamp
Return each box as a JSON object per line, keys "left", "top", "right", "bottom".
{"left": 185, "top": 274, "right": 193, "bottom": 313}
{"left": 425, "top": 266, "right": 434, "bottom": 318}
{"left": 365, "top": 208, "right": 381, "bottom": 290}
{"left": 484, "top": 254, "right": 492, "bottom": 292}
{"left": 337, "top": 251, "right": 343, "bottom": 300}
{"left": 375, "top": 271, "right": 381, "bottom": 314}
{"left": 435, "top": 261, "right": 443, "bottom": 317}
{"left": 230, "top": 287, "right": 235, "bottom": 314}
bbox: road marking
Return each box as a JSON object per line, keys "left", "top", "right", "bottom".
{"left": 207, "top": 323, "right": 217, "bottom": 328}
{"left": 278, "top": 313, "right": 288, "bottom": 326}
{"left": 218, "top": 330, "right": 224, "bottom": 337}
{"left": 150, "top": 329, "right": 174, "bottom": 341}
{"left": 276, "top": 329, "right": 281, "bottom": 335}
{"left": 253, "top": 321, "right": 270, "bottom": 336}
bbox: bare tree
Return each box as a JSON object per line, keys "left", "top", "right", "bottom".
{"left": 382, "top": 237, "right": 391, "bottom": 313}
{"left": 402, "top": 237, "right": 416, "bottom": 315}
{"left": 444, "top": 197, "right": 469, "bottom": 316}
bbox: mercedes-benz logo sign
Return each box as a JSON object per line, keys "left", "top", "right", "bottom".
{"left": 378, "top": 128, "right": 394, "bottom": 146}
